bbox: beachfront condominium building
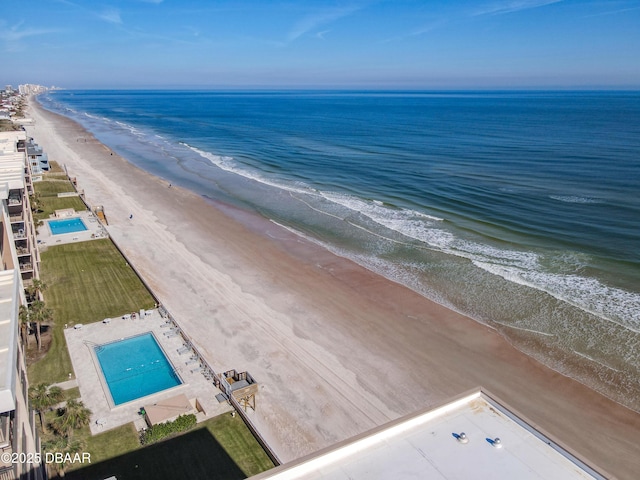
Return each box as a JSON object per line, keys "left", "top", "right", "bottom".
{"left": 0, "top": 131, "right": 45, "bottom": 479}
{"left": 25, "top": 140, "right": 50, "bottom": 177}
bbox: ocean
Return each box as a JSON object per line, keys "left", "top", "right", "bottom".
{"left": 38, "top": 90, "right": 640, "bottom": 411}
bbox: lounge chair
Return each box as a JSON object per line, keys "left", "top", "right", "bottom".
{"left": 164, "top": 331, "right": 179, "bottom": 338}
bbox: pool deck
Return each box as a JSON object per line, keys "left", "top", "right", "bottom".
{"left": 37, "top": 210, "right": 109, "bottom": 248}
{"left": 64, "top": 309, "right": 233, "bottom": 435}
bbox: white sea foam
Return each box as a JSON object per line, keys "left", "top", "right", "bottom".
{"left": 492, "top": 320, "right": 555, "bottom": 337}
{"left": 573, "top": 350, "right": 622, "bottom": 373}
{"left": 62, "top": 127, "right": 637, "bottom": 338}
{"left": 473, "top": 261, "right": 640, "bottom": 333}
{"left": 316, "top": 189, "right": 639, "bottom": 334}
{"left": 114, "top": 120, "right": 145, "bottom": 137}
{"left": 183, "top": 143, "right": 314, "bottom": 197}
{"left": 550, "top": 195, "right": 602, "bottom": 204}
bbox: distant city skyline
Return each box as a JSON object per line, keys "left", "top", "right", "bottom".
{"left": 1, "top": 0, "right": 639, "bottom": 89}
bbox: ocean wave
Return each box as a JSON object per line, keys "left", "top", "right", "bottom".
{"left": 473, "top": 261, "right": 640, "bottom": 333}
{"left": 550, "top": 195, "right": 602, "bottom": 204}
{"left": 183, "top": 143, "right": 315, "bottom": 197}
{"left": 44, "top": 102, "right": 639, "bottom": 339}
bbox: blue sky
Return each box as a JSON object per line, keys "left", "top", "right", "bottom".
{"left": 1, "top": 0, "right": 639, "bottom": 88}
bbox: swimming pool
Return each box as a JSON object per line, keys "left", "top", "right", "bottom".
{"left": 48, "top": 217, "right": 88, "bottom": 235}
{"left": 95, "top": 333, "right": 182, "bottom": 406}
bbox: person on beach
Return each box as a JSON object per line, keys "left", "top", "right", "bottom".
{"left": 129, "top": 214, "right": 133, "bottom": 219}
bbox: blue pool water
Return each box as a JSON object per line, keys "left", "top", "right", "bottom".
{"left": 48, "top": 218, "right": 88, "bottom": 235}
{"left": 95, "top": 333, "right": 181, "bottom": 405}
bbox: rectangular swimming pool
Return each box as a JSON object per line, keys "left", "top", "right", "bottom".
{"left": 48, "top": 217, "right": 88, "bottom": 235}
{"left": 95, "top": 333, "right": 182, "bottom": 406}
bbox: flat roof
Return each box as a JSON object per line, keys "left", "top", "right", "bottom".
{"left": 250, "top": 389, "right": 606, "bottom": 480}
{"left": 0, "top": 269, "right": 19, "bottom": 414}
{"left": 0, "top": 132, "right": 26, "bottom": 154}
{"left": 0, "top": 149, "right": 26, "bottom": 195}
{"left": 144, "top": 393, "right": 193, "bottom": 426}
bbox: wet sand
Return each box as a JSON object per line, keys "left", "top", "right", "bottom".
{"left": 26, "top": 98, "right": 640, "bottom": 478}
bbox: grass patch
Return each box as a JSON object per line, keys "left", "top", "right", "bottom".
{"left": 34, "top": 181, "right": 77, "bottom": 197}
{"left": 47, "top": 161, "right": 66, "bottom": 174}
{"left": 204, "top": 413, "right": 275, "bottom": 477}
{"left": 62, "top": 415, "right": 274, "bottom": 480}
{"left": 63, "top": 387, "right": 81, "bottom": 401}
{"left": 35, "top": 197, "right": 87, "bottom": 222}
{"left": 84, "top": 423, "right": 140, "bottom": 464}
{"left": 40, "top": 239, "right": 155, "bottom": 324}
{"left": 28, "top": 239, "right": 155, "bottom": 384}
{"left": 28, "top": 321, "right": 74, "bottom": 386}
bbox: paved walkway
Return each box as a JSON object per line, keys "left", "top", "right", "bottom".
{"left": 52, "top": 379, "right": 78, "bottom": 390}
{"left": 64, "top": 309, "right": 232, "bottom": 435}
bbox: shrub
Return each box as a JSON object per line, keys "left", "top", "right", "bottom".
{"left": 140, "top": 414, "right": 197, "bottom": 445}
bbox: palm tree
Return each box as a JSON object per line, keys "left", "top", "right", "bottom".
{"left": 26, "top": 278, "right": 47, "bottom": 303}
{"left": 18, "top": 304, "right": 31, "bottom": 347}
{"left": 29, "top": 383, "right": 64, "bottom": 434}
{"left": 29, "top": 191, "right": 42, "bottom": 214}
{"left": 43, "top": 436, "right": 84, "bottom": 478}
{"left": 52, "top": 399, "right": 91, "bottom": 439}
{"left": 28, "top": 300, "right": 53, "bottom": 351}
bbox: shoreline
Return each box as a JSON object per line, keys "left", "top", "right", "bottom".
{"left": 26, "top": 97, "right": 640, "bottom": 477}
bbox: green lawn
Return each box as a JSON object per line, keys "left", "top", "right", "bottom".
{"left": 60, "top": 414, "right": 275, "bottom": 480}
{"left": 34, "top": 180, "right": 77, "bottom": 197}
{"left": 32, "top": 177, "right": 87, "bottom": 222}
{"left": 28, "top": 239, "right": 155, "bottom": 384}
{"left": 63, "top": 386, "right": 81, "bottom": 401}
{"left": 46, "top": 161, "right": 66, "bottom": 174}
{"left": 35, "top": 197, "right": 88, "bottom": 222}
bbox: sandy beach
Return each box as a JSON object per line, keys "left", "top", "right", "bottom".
{"left": 26, "top": 98, "right": 640, "bottom": 478}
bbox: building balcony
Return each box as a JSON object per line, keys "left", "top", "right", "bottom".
{"left": 0, "top": 414, "right": 15, "bottom": 479}
{"left": 18, "top": 263, "right": 32, "bottom": 272}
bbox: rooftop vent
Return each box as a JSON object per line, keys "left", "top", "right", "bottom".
{"left": 453, "top": 432, "right": 469, "bottom": 444}
{"left": 487, "top": 437, "right": 503, "bottom": 448}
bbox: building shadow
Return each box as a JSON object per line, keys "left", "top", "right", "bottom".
{"left": 59, "top": 427, "right": 248, "bottom": 480}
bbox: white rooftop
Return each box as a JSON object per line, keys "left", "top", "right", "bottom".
{"left": 251, "top": 389, "right": 606, "bottom": 480}
{"left": 0, "top": 131, "right": 26, "bottom": 154}
{"left": 0, "top": 269, "right": 19, "bottom": 414}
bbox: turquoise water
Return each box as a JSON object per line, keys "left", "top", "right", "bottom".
{"left": 48, "top": 217, "right": 87, "bottom": 235}
{"left": 41, "top": 90, "right": 640, "bottom": 411}
{"left": 95, "top": 333, "right": 181, "bottom": 405}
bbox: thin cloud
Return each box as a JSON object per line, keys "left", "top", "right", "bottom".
{"left": 380, "top": 19, "right": 447, "bottom": 44}
{"left": 287, "top": 4, "right": 363, "bottom": 42}
{"left": 99, "top": 8, "right": 123, "bottom": 24}
{"left": 0, "top": 21, "right": 61, "bottom": 51}
{"left": 583, "top": 5, "right": 640, "bottom": 18}
{"left": 473, "top": 0, "right": 563, "bottom": 16}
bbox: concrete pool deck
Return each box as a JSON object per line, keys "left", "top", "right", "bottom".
{"left": 37, "top": 210, "right": 109, "bottom": 248}
{"left": 65, "top": 309, "right": 233, "bottom": 435}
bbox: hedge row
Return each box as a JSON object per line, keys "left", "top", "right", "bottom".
{"left": 140, "top": 414, "right": 197, "bottom": 445}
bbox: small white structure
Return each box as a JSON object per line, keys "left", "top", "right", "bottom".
{"left": 54, "top": 208, "right": 76, "bottom": 219}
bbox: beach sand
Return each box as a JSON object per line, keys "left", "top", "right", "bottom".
{"left": 26, "top": 98, "right": 639, "bottom": 478}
